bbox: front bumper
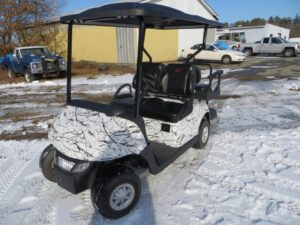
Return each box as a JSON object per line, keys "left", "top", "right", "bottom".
{"left": 232, "top": 55, "right": 246, "bottom": 62}
{"left": 54, "top": 150, "right": 98, "bottom": 194}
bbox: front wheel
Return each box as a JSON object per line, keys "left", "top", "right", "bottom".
{"left": 91, "top": 172, "right": 141, "bottom": 219}
{"left": 244, "top": 48, "right": 253, "bottom": 57}
{"left": 24, "top": 72, "right": 35, "bottom": 82}
{"left": 194, "top": 118, "right": 210, "bottom": 149}
{"left": 8, "top": 68, "right": 16, "bottom": 78}
{"left": 222, "top": 55, "right": 232, "bottom": 64}
{"left": 39, "top": 145, "right": 56, "bottom": 182}
{"left": 58, "top": 71, "right": 67, "bottom": 78}
{"left": 284, "top": 48, "right": 295, "bottom": 57}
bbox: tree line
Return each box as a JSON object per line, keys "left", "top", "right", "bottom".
{"left": 0, "top": 0, "right": 64, "bottom": 56}
{"left": 224, "top": 14, "right": 300, "bottom": 38}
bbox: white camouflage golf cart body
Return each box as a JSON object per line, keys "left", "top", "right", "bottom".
{"left": 39, "top": 2, "right": 224, "bottom": 219}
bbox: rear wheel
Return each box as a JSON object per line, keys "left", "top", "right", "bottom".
{"left": 39, "top": 145, "right": 56, "bottom": 182}
{"left": 91, "top": 172, "right": 141, "bottom": 219}
{"left": 244, "top": 48, "right": 253, "bottom": 57}
{"left": 194, "top": 118, "right": 210, "bottom": 149}
{"left": 8, "top": 68, "right": 16, "bottom": 78}
{"left": 25, "top": 72, "right": 35, "bottom": 82}
{"left": 284, "top": 48, "right": 295, "bottom": 57}
{"left": 222, "top": 55, "right": 232, "bottom": 64}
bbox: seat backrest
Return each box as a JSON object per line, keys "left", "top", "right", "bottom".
{"left": 132, "top": 62, "right": 165, "bottom": 93}
{"left": 162, "top": 64, "right": 196, "bottom": 97}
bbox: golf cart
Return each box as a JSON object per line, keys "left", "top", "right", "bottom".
{"left": 39, "top": 2, "right": 223, "bottom": 219}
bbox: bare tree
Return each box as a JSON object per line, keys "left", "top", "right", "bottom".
{"left": 0, "top": 0, "right": 64, "bottom": 55}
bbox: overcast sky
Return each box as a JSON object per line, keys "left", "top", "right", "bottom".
{"left": 62, "top": 0, "right": 300, "bottom": 23}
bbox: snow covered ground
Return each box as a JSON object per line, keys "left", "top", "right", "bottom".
{"left": 0, "top": 72, "right": 300, "bottom": 225}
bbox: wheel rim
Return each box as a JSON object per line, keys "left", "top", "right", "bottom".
{"left": 202, "top": 126, "right": 209, "bottom": 143}
{"left": 245, "top": 50, "right": 251, "bottom": 56}
{"left": 286, "top": 49, "right": 293, "bottom": 57}
{"left": 109, "top": 183, "right": 135, "bottom": 211}
{"left": 223, "top": 57, "right": 230, "bottom": 64}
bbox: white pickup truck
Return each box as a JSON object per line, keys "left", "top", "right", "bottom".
{"left": 240, "top": 37, "right": 300, "bottom": 57}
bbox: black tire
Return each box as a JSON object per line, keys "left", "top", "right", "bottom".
{"left": 8, "top": 68, "right": 16, "bottom": 78}
{"left": 194, "top": 118, "right": 210, "bottom": 149}
{"left": 39, "top": 145, "right": 56, "bottom": 182}
{"left": 24, "top": 72, "right": 35, "bottom": 82}
{"left": 284, "top": 48, "right": 295, "bottom": 57}
{"left": 58, "top": 71, "right": 67, "bottom": 78}
{"left": 222, "top": 55, "right": 232, "bottom": 64}
{"left": 244, "top": 48, "right": 253, "bottom": 57}
{"left": 91, "top": 172, "right": 141, "bottom": 219}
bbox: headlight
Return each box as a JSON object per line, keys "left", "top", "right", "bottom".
{"left": 31, "top": 62, "right": 43, "bottom": 73}
{"left": 56, "top": 155, "right": 91, "bottom": 173}
{"left": 57, "top": 156, "right": 75, "bottom": 171}
{"left": 60, "top": 60, "right": 66, "bottom": 65}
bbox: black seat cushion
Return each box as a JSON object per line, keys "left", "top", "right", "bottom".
{"left": 132, "top": 62, "right": 165, "bottom": 93}
{"left": 162, "top": 64, "right": 196, "bottom": 97}
{"left": 140, "top": 98, "right": 193, "bottom": 123}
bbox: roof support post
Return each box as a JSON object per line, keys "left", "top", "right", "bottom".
{"left": 202, "top": 25, "right": 208, "bottom": 49}
{"left": 186, "top": 25, "right": 209, "bottom": 64}
{"left": 66, "top": 22, "right": 73, "bottom": 103}
{"left": 134, "top": 18, "right": 146, "bottom": 118}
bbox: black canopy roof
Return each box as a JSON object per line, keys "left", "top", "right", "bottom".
{"left": 60, "top": 2, "right": 223, "bottom": 29}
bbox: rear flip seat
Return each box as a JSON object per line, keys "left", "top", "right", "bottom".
{"left": 140, "top": 64, "right": 196, "bottom": 123}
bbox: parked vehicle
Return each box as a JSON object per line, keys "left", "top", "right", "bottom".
{"left": 1, "top": 46, "right": 67, "bottom": 82}
{"left": 240, "top": 37, "right": 300, "bottom": 57}
{"left": 39, "top": 2, "right": 223, "bottom": 219}
{"left": 180, "top": 41, "right": 245, "bottom": 64}
{"left": 217, "top": 31, "right": 246, "bottom": 50}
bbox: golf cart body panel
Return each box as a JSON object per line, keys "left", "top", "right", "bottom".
{"left": 40, "top": 2, "right": 224, "bottom": 218}
{"left": 49, "top": 105, "right": 147, "bottom": 162}
{"left": 144, "top": 101, "right": 209, "bottom": 148}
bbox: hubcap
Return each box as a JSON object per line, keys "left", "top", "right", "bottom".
{"left": 245, "top": 50, "right": 251, "bottom": 56}
{"left": 286, "top": 49, "right": 293, "bottom": 57}
{"left": 109, "top": 183, "right": 135, "bottom": 211}
{"left": 202, "top": 126, "right": 209, "bottom": 143}
{"left": 223, "top": 57, "right": 230, "bottom": 64}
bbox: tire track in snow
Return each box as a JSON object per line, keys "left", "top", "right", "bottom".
{"left": 0, "top": 175, "right": 44, "bottom": 223}
{"left": 191, "top": 166, "right": 300, "bottom": 214}
{"left": 21, "top": 181, "right": 67, "bottom": 225}
{"left": 0, "top": 148, "right": 38, "bottom": 201}
{"left": 205, "top": 154, "right": 300, "bottom": 193}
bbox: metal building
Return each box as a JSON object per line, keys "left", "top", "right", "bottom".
{"left": 52, "top": 0, "right": 219, "bottom": 64}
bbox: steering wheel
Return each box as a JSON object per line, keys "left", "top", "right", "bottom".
{"left": 113, "top": 83, "right": 133, "bottom": 99}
